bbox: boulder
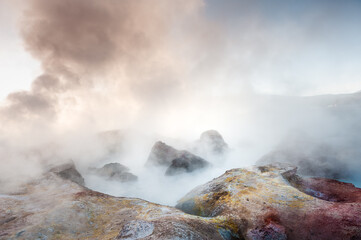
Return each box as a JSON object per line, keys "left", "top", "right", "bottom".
{"left": 176, "top": 164, "right": 361, "bottom": 239}
{"left": 89, "top": 163, "right": 137, "bottom": 182}
{"left": 0, "top": 169, "right": 239, "bottom": 239}
{"left": 146, "top": 141, "right": 210, "bottom": 175}
{"left": 165, "top": 155, "right": 210, "bottom": 176}
{"left": 49, "top": 161, "right": 85, "bottom": 186}
{"left": 197, "top": 130, "right": 228, "bottom": 155}
{"left": 146, "top": 141, "right": 181, "bottom": 166}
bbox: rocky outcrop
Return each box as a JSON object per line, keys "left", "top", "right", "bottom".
{"left": 0, "top": 170, "right": 238, "bottom": 239}
{"left": 196, "top": 130, "right": 228, "bottom": 155}
{"left": 176, "top": 164, "right": 361, "bottom": 240}
{"left": 89, "top": 163, "right": 137, "bottom": 182}
{"left": 49, "top": 162, "right": 85, "bottom": 186}
{"left": 165, "top": 155, "right": 210, "bottom": 176}
{"left": 282, "top": 168, "right": 361, "bottom": 203}
{"left": 146, "top": 141, "right": 210, "bottom": 175}
{"left": 146, "top": 141, "right": 182, "bottom": 166}
{"left": 2, "top": 163, "right": 361, "bottom": 239}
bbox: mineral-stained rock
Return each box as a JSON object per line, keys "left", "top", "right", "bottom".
{"left": 49, "top": 161, "right": 85, "bottom": 186}
{"left": 165, "top": 155, "right": 210, "bottom": 176}
{"left": 197, "top": 130, "right": 228, "bottom": 155}
{"left": 282, "top": 168, "right": 361, "bottom": 203}
{"left": 146, "top": 141, "right": 210, "bottom": 174}
{"left": 3, "top": 163, "right": 361, "bottom": 240}
{"left": 176, "top": 165, "right": 361, "bottom": 240}
{"left": 117, "top": 220, "right": 154, "bottom": 239}
{"left": 0, "top": 169, "right": 238, "bottom": 239}
{"left": 89, "top": 163, "right": 138, "bottom": 182}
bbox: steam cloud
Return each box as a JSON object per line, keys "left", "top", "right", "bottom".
{"left": 0, "top": 0, "right": 224, "bottom": 192}
{"left": 3, "top": 0, "right": 214, "bottom": 121}
{"left": 1, "top": 0, "right": 361, "bottom": 204}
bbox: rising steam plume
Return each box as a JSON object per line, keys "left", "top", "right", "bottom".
{"left": 2, "top": 0, "right": 217, "bottom": 121}
{"left": 0, "top": 0, "right": 224, "bottom": 190}
{"left": 1, "top": 0, "right": 361, "bottom": 203}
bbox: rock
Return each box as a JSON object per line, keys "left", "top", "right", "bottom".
{"left": 257, "top": 146, "right": 350, "bottom": 179}
{"left": 90, "top": 163, "right": 137, "bottom": 182}
{"left": 49, "top": 161, "right": 85, "bottom": 186}
{"left": 247, "top": 221, "right": 287, "bottom": 240}
{"left": 113, "top": 172, "right": 138, "bottom": 182}
{"left": 95, "top": 162, "right": 129, "bottom": 175}
{"left": 197, "top": 130, "right": 228, "bottom": 155}
{"left": 3, "top": 163, "right": 361, "bottom": 239}
{"left": 117, "top": 220, "right": 154, "bottom": 239}
{"left": 176, "top": 164, "right": 361, "bottom": 239}
{"left": 282, "top": 169, "right": 361, "bottom": 203}
{"left": 145, "top": 141, "right": 181, "bottom": 166}
{"left": 0, "top": 170, "right": 237, "bottom": 239}
{"left": 146, "top": 141, "right": 210, "bottom": 175}
{"left": 165, "top": 155, "right": 210, "bottom": 176}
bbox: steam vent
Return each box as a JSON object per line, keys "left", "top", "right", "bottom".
{"left": 1, "top": 163, "right": 361, "bottom": 239}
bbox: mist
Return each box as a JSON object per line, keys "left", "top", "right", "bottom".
{"left": 1, "top": 0, "right": 361, "bottom": 205}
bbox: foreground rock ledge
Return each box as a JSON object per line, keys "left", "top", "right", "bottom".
{"left": 0, "top": 173, "right": 238, "bottom": 240}
{"left": 176, "top": 165, "right": 361, "bottom": 240}
{"left": 1, "top": 165, "right": 361, "bottom": 239}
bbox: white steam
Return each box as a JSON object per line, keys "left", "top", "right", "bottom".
{"left": 0, "top": 0, "right": 361, "bottom": 204}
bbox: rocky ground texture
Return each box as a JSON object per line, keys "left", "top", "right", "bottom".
{"left": 177, "top": 164, "right": 361, "bottom": 239}
{"left": 1, "top": 163, "right": 361, "bottom": 239}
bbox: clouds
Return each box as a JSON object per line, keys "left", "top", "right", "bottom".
{"left": 0, "top": 0, "right": 210, "bottom": 125}
{"left": 21, "top": 0, "right": 208, "bottom": 85}
{"left": 1, "top": 0, "right": 226, "bottom": 124}
{"left": 5, "top": 90, "right": 55, "bottom": 118}
{"left": 0, "top": 0, "right": 223, "bottom": 186}
{"left": 3, "top": 0, "right": 360, "bottom": 125}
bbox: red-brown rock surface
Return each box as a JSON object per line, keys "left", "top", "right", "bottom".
{"left": 2, "top": 164, "right": 361, "bottom": 239}
{"left": 176, "top": 165, "right": 361, "bottom": 240}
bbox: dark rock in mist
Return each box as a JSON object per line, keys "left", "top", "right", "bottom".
{"left": 146, "top": 141, "right": 181, "bottom": 167}
{"left": 89, "top": 163, "right": 137, "bottom": 182}
{"left": 197, "top": 130, "right": 228, "bottom": 155}
{"left": 49, "top": 162, "right": 85, "bottom": 186}
{"left": 146, "top": 141, "right": 211, "bottom": 175}
{"left": 165, "top": 155, "right": 210, "bottom": 176}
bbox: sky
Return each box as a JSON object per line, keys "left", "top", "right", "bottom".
{"left": 205, "top": 0, "right": 361, "bottom": 95}
{"left": 1, "top": 0, "right": 361, "bottom": 100}
{"left": 0, "top": 1, "right": 41, "bottom": 100}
